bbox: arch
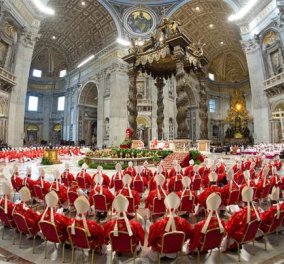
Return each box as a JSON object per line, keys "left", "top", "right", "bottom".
{"left": 77, "top": 81, "right": 98, "bottom": 145}
{"left": 26, "top": 124, "right": 39, "bottom": 131}
{"left": 78, "top": 81, "right": 98, "bottom": 107}
{"left": 167, "top": 0, "right": 240, "bottom": 18}
{"left": 272, "top": 101, "right": 284, "bottom": 112}
{"left": 136, "top": 115, "right": 151, "bottom": 128}
{"left": 53, "top": 123, "right": 62, "bottom": 132}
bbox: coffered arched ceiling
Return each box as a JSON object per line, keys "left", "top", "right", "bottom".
{"left": 33, "top": 0, "right": 118, "bottom": 71}
{"left": 172, "top": 0, "right": 249, "bottom": 82}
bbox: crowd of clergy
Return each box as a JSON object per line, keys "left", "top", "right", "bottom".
{"left": 0, "top": 154, "right": 284, "bottom": 263}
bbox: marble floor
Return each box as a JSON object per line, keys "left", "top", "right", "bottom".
{"left": 0, "top": 154, "right": 284, "bottom": 264}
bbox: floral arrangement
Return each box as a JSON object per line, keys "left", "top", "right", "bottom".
{"left": 180, "top": 149, "right": 204, "bottom": 167}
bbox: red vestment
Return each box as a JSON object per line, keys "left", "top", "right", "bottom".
{"left": 145, "top": 187, "right": 168, "bottom": 210}
{"left": 260, "top": 204, "right": 284, "bottom": 233}
{"left": 92, "top": 172, "right": 110, "bottom": 187}
{"left": 50, "top": 182, "right": 68, "bottom": 204}
{"left": 40, "top": 209, "right": 70, "bottom": 241}
{"left": 118, "top": 188, "right": 140, "bottom": 209}
{"left": 168, "top": 174, "right": 183, "bottom": 192}
{"left": 104, "top": 218, "right": 145, "bottom": 246}
{"left": 0, "top": 197, "right": 16, "bottom": 227}
{"left": 141, "top": 168, "right": 153, "bottom": 181}
{"left": 189, "top": 216, "right": 225, "bottom": 252}
{"left": 198, "top": 186, "right": 222, "bottom": 208}
{"left": 11, "top": 174, "right": 23, "bottom": 192}
{"left": 123, "top": 167, "right": 136, "bottom": 177}
{"left": 13, "top": 203, "right": 41, "bottom": 235}
{"left": 76, "top": 171, "right": 93, "bottom": 189}
{"left": 89, "top": 186, "right": 114, "bottom": 209}
{"left": 225, "top": 207, "right": 260, "bottom": 242}
{"left": 69, "top": 218, "right": 105, "bottom": 248}
{"left": 148, "top": 216, "right": 192, "bottom": 251}
{"left": 61, "top": 170, "right": 75, "bottom": 186}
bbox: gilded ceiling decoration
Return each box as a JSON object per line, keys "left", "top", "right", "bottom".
{"left": 33, "top": 0, "right": 117, "bottom": 70}
{"left": 173, "top": 0, "right": 248, "bottom": 82}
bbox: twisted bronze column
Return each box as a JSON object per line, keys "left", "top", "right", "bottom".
{"left": 155, "top": 77, "right": 165, "bottom": 140}
{"left": 127, "top": 65, "right": 138, "bottom": 139}
{"left": 198, "top": 78, "right": 209, "bottom": 139}
{"left": 174, "top": 46, "right": 189, "bottom": 138}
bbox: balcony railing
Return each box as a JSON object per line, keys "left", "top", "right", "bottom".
{"left": 137, "top": 99, "right": 152, "bottom": 105}
{"left": 0, "top": 67, "right": 16, "bottom": 87}
{"left": 272, "top": 110, "right": 284, "bottom": 120}
{"left": 264, "top": 72, "right": 284, "bottom": 97}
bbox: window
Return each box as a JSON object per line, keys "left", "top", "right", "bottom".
{"left": 32, "top": 69, "right": 42, "bottom": 78}
{"left": 57, "top": 96, "right": 65, "bottom": 111}
{"left": 208, "top": 73, "right": 215, "bottom": 81}
{"left": 28, "top": 96, "right": 38, "bottom": 111}
{"left": 209, "top": 99, "right": 216, "bottom": 113}
{"left": 59, "top": 69, "right": 67, "bottom": 78}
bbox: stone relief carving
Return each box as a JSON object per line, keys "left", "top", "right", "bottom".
{"left": 262, "top": 30, "right": 284, "bottom": 77}
{"left": 240, "top": 38, "right": 259, "bottom": 53}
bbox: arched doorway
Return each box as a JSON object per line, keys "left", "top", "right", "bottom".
{"left": 78, "top": 82, "right": 98, "bottom": 145}
{"left": 136, "top": 115, "right": 151, "bottom": 147}
{"left": 271, "top": 102, "right": 284, "bottom": 143}
{"left": 52, "top": 123, "right": 62, "bottom": 145}
{"left": 26, "top": 124, "right": 39, "bottom": 145}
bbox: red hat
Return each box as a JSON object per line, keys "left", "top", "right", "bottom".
{"left": 126, "top": 128, "right": 133, "bottom": 137}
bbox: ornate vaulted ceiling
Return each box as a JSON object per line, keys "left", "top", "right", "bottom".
{"left": 173, "top": 0, "right": 248, "bottom": 82}
{"left": 31, "top": 0, "right": 248, "bottom": 82}
{"left": 32, "top": 0, "right": 118, "bottom": 74}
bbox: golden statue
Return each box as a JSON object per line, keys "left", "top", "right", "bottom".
{"left": 225, "top": 90, "right": 252, "bottom": 139}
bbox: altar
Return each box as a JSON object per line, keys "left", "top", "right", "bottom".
{"left": 43, "top": 149, "right": 61, "bottom": 164}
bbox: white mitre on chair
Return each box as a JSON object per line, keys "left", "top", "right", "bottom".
{"left": 242, "top": 186, "right": 260, "bottom": 223}
{"left": 82, "top": 163, "right": 88, "bottom": 170}
{"left": 19, "top": 186, "right": 31, "bottom": 203}
{"left": 72, "top": 196, "right": 91, "bottom": 236}
{"left": 115, "top": 163, "right": 122, "bottom": 172}
{"left": 271, "top": 186, "right": 280, "bottom": 201}
{"left": 189, "top": 159, "right": 194, "bottom": 166}
{"left": 122, "top": 174, "right": 132, "bottom": 197}
{"left": 64, "top": 163, "right": 70, "bottom": 170}
{"left": 209, "top": 171, "right": 218, "bottom": 182}
{"left": 201, "top": 193, "right": 224, "bottom": 234}
{"left": 94, "top": 172, "right": 104, "bottom": 185}
{"left": 112, "top": 194, "right": 133, "bottom": 236}
{"left": 155, "top": 174, "right": 165, "bottom": 186}
{"left": 128, "top": 161, "right": 133, "bottom": 168}
{"left": 157, "top": 165, "right": 163, "bottom": 174}
{"left": 39, "top": 168, "right": 45, "bottom": 177}
{"left": 164, "top": 192, "right": 180, "bottom": 232}
{"left": 2, "top": 182, "right": 12, "bottom": 214}
{"left": 41, "top": 191, "right": 59, "bottom": 223}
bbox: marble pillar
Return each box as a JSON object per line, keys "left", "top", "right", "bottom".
{"left": 155, "top": 77, "right": 165, "bottom": 140}
{"left": 242, "top": 40, "right": 270, "bottom": 143}
{"left": 7, "top": 31, "right": 37, "bottom": 147}
{"left": 127, "top": 65, "right": 138, "bottom": 139}
{"left": 109, "top": 62, "right": 128, "bottom": 146}
{"left": 174, "top": 45, "right": 189, "bottom": 138}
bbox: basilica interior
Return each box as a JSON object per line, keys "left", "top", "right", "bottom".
{"left": 0, "top": 0, "right": 284, "bottom": 263}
